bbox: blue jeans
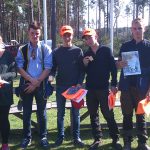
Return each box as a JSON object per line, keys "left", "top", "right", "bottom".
{"left": 56, "top": 86, "right": 80, "bottom": 140}
{"left": 22, "top": 86, "right": 47, "bottom": 139}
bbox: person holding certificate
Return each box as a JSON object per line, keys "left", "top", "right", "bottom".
{"left": 117, "top": 18, "right": 150, "bottom": 150}
{"left": 0, "top": 35, "right": 17, "bottom": 150}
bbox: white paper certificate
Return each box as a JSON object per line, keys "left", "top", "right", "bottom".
{"left": 122, "top": 51, "right": 141, "bottom": 76}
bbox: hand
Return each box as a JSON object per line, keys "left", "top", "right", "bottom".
{"left": 110, "top": 86, "right": 118, "bottom": 95}
{"left": 146, "top": 88, "right": 150, "bottom": 100}
{"left": 83, "top": 56, "right": 91, "bottom": 66}
{"left": 76, "top": 84, "right": 82, "bottom": 88}
{"left": 24, "top": 83, "right": 37, "bottom": 94}
{"left": 116, "top": 60, "right": 127, "bottom": 69}
{"left": 48, "top": 76, "right": 54, "bottom": 82}
{"left": 29, "top": 77, "right": 41, "bottom": 87}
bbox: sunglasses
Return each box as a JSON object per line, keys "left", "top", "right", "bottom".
{"left": 31, "top": 49, "right": 36, "bottom": 60}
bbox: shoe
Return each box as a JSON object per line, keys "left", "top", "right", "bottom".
{"left": 89, "top": 139, "right": 102, "bottom": 150}
{"left": 73, "top": 139, "right": 84, "bottom": 148}
{"left": 1, "top": 144, "right": 10, "bottom": 150}
{"left": 137, "top": 143, "right": 150, "bottom": 150}
{"left": 112, "top": 139, "right": 122, "bottom": 150}
{"left": 54, "top": 136, "right": 64, "bottom": 147}
{"left": 123, "top": 142, "right": 131, "bottom": 150}
{"left": 40, "top": 137, "right": 49, "bottom": 148}
{"left": 20, "top": 138, "right": 31, "bottom": 149}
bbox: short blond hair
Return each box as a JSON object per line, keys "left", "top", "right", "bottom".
{"left": 132, "top": 18, "right": 145, "bottom": 26}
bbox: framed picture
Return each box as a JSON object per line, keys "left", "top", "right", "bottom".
{"left": 122, "top": 51, "right": 141, "bottom": 76}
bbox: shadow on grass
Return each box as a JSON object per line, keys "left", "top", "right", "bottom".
{"left": 6, "top": 125, "right": 150, "bottom": 150}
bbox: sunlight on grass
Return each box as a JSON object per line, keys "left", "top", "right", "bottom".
{"left": 5, "top": 76, "right": 150, "bottom": 150}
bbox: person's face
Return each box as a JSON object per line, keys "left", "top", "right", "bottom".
{"left": 28, "top": 28, "right": 41, "bottom": 44}
{"left": 131, "top": 21, "right": 145, "bottom": 42}
{"left": 62, "top": 33, "right": 73, "bottom": 44}
{"left": 83, "top": 35, "right": 97, "bottom": 47}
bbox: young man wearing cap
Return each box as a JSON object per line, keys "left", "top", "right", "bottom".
{"left": 49, "top": 25, "right": 85, "bottom": 147}
{"left": 82, "top": 28, "right": 122, "bottom": 150}
{"left": 117, "top": 18, "right": 150, "bottom": 150}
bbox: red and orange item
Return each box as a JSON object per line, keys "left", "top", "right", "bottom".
{"left": 108, "top": 92, "right": 116, "bottom": 110}
{"left": 136, "top": 97, "right": 150, "bottom": 116}
{"left": 62, "top": 86, "right": 87, "bottom": 109}
{"left": 72, "top": 99, "right": 84, "bottom": 109}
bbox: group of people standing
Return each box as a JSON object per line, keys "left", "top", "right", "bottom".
{"left": 0, "top": 17, "right": 150, "bottom": 150}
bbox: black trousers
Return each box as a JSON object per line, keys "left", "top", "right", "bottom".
{"left": 0, "top": 105, "right": 10, "bottom": 144}
{"left": 86, "top": 89, "right": 120, "bottom": 141}
{"left": 120, "top": 87, "right": 148, "bottom": 143}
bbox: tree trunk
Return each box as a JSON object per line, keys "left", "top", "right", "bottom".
{"left": 37, "top": 0, "right": 41, "bottom": 22}
{"left": 29, "top": 0, "right": 34, "bottom": 22}
{"left": 149, "top": 4, "right": 150, "bottom": 25}
{"left": 65, "top": 0, "right": 68, "bottom": 24}
{"left": 51, "top": 0, "right": 56, "bottom": 49}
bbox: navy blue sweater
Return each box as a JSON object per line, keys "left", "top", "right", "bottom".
{"left": 51, "top": 45, "right": 84, "bottom": 87}
{"left": 84, "top": 45, "right": 117, "bottom": 90}
{"left": 119, "top": 39, "right": 150, "bottom": 94}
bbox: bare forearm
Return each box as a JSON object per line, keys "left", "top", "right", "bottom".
{"left": 18, "top": 68, "right": 32, "bottom": 82}
{"left": 38, "top": 69, "right": 50, "bottom": 82}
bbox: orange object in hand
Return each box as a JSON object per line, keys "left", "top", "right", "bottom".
{"left": 136, "top": 97, "right": 150, "bottom": 115}
{"left": 62, "top": 86, "right": 84, "bottom": 100}
{"left": 62, "top": 86, "right": 87, "bottom": 109}
{"left": 108, "top": 92, "right": 116, "bottom": 110}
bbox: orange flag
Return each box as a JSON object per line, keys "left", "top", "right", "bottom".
{"left": 108, "top": 92, "right": 116, "bottom": 110}
{"left": 62, "top": 86, "right": 87, "bottom": 103}
{"left": 136, "top": 97, "right": 150, "bottom": 116}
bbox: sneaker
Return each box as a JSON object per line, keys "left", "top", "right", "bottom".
{"left": 54, "top": 136, "right": 64, "bottom": 147}
{"left": 73, "top": 139, "right": 84, "bottom": 148}
{"left": 137, "top": 143, "right": 150, "bottom": 150}
{"left": 1, "top": 144, "right": 10, "bottom": 150}
{"left": 20, "top": 138, "right": 31, "bottom": 149}
{"left": 89, "top": 139, "right": 102, "bottom": 150}
{"left": 40, "top": 137, "right": 49, "bottom": 148}
{"left": 112, "top": 139, "right": 122, "bottom": 150}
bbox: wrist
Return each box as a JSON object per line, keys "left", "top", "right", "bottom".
{"left": 37, "top": 78, "right": 42, "bottom": 83}
{"left": 26, "top": 75, "right": 31, "bottom": 82}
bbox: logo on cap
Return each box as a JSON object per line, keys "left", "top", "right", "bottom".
{"left": 82, "top": 28, "right": 97, "bottom": 38}
{"left": 60, "top": 25, "right": 73, "bottom": 36}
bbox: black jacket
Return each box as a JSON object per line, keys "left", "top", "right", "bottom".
{"left": 0, "top": 50, "right": 17, "bottom": 105}
{"left": 84, "top": 45, "right": 117, "bottom": 90}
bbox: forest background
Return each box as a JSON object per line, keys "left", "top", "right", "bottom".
{"left": 1, "top": 0, "right": 150, "bottom": 56}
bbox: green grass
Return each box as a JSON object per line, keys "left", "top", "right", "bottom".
{"left": 8, "top": 106, "right": 150, "bottom": 150}
{"left": 2, "top": 77, "right": 150, "bottom": 150}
